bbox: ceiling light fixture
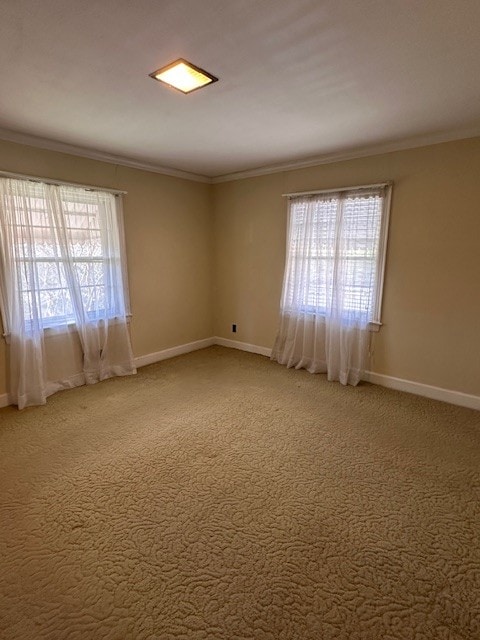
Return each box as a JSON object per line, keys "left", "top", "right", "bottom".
{"left": 149, "top": 59, "right": 218, "bottom": 94}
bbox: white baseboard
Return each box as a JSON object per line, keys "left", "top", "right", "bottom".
{"left": 362, "top": 370, "right": 480, "bottom": 411}
{"left": 0, "top": 392, "right": 10, "bottom": 409}
{"left": 214, "top": 337, "right": 480, "bottom": 411}
{"left": 2, "top": 336, "right": 478, "bottom": 412}
{"left": 214, "top": 336, "right": 272, "bottom": 358}
{"left": 134, "top": 337, "right": 216, "bottom": 368}
{"left": 0, "top": 338, "right": 216, "bottom": 409}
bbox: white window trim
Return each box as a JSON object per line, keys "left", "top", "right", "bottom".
{"left": 370, "top": 183, "right": 392, "bottom": 329}
{"left": 282, "top": 181, "right": 393, "bottom": 331}
{"left": 0, "top": 169, "right": 127, "bottom": 196}
{"left": 0, "top": 173, "right": 132, "bottom": 339}
{"left": 282, "top": 181, "right": 392, "bottom": 198}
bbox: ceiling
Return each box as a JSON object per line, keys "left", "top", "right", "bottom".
{"left": 1, "top": 0, "right": 480, "bottom": 180}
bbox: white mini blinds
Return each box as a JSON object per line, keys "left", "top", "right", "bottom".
{"left": 281, "top": 184, "right": 391, "bottom": 325}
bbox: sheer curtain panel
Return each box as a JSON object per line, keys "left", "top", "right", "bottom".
{"left": 271, "top": 185, "right": 391, "bottom": 386}
{"left": 0, "top": 177, "right": 136, "bottom": 409}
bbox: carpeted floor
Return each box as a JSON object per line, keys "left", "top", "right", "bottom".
{"left": 0, "top": 346, "right": 479, "bottom": 640}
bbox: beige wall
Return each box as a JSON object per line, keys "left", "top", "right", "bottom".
{"left": 1, "top": 136, "right": 479, "bottom": 400}
{"left": 0, "top": 139, "right": 214, "bottom": 397}
{"left": 213, "top": 138, "right": 480, "bottom": 396}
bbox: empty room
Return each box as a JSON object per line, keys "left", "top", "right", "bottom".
{"left": 0, "top": 1, "right": 479, "bottom": 638}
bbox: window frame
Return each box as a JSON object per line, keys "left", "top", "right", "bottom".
{"left": 282, "top": 182, "right": 392, "bottom": 331}
{"left": 0, "top": 174, "right": 131, "bottom": 337}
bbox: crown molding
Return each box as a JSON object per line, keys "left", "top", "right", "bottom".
{"left": 1, "top": 125, "right": 479, "bottom": 187}
{"left": 0, "top": 128, "right": 211, "bottom": 184}
{"left": 211, "top": 126, "right": 480, "bottom": 183}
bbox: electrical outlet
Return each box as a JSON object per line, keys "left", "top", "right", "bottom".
{"left": 232, "top": 324, "right": 237, "bottom": 333}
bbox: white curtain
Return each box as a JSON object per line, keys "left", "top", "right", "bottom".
{"left": 271, "top": 188, "right": 388, "bottom": 386}
{"left": 0, "top": 178, "right": 136, "bottom": 409}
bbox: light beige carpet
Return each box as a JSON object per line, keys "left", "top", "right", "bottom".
{"left": 0, "top": 346, "right": 479, "bottom": 640}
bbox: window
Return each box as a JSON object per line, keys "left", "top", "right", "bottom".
{"left": 282, "top": 184, "right": 391, "bottom": 326}
{"left": 0, "top": 178, "right": 130, "bottom": 333}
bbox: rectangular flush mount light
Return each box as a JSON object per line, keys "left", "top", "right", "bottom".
{"left": 149, "top": 59, "right": 218, "bottom": 94}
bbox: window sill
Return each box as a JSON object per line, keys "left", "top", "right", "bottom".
{"left": 282, "top": 309, "right": 383, "bottom": 332}
{"left": 2, "top": 314, "right": 132, "bottom": 340}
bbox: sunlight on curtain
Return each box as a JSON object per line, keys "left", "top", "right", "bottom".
{"left": 271, "top": 185, "right": 391, "bottom": 385}
{"left": 0, "top": 178, "right": 136, "bottom": 409}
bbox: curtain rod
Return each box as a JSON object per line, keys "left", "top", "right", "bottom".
{"left": 0, "top": 170, "right": 127, "bottom": 196}
{"left": 282, "top": 181, "right": 392, "bottom": 198}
